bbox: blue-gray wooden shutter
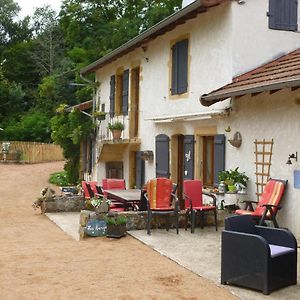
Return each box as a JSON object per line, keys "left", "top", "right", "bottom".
{"left": 171, "top": 43, "right": 179, "bottom": 95}
{"left": 268, "top": 0, "right": 298, "bottom": 31}
{"left": 177, "top": 39, "right": 188, "bottom": 94}
{"left": 135, "top": 151, "right": 145, "bottom": 189}
{"left": 155, "top": 134, "right": 170, "bottom": 178}
{"left": 213, "top": 134, "right": 225, "bottom": 187}
{"left": 183, "top": 135, "right": 194, "bottom": 180}
{"left": 122, "top": 69, "right": 129, "bottom": 115}
{"left": 109, "top": 75, "right": 115, "bottom": 117}
{"left": 171, "top": 39, "right": 188, "bottom": 95}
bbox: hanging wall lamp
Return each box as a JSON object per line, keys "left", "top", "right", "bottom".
{"left": 286, "top": 152, "right": 298, "bottom": 165}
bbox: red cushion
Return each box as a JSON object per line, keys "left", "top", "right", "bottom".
{"left": 183, "top": 180, "right": 203, "bottom": 208}
{"left": 192, "top": 205, "right": 216, "bottom": 211}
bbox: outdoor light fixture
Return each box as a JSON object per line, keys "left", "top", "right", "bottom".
{"left": 286, "top": 152, "right": 298, "bottom": 165}
{"left": 141, "top": 150, "right": 154, "bottom": 161}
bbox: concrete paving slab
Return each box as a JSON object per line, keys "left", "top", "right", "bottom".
{"left": 129, "top": 228, "right": 300, "bottom": 300}
{"left": 46, "top": 212, "right": 80, "bottom": 241}
{"left": 45, "top": 212, "right": 300, "bottom": 299}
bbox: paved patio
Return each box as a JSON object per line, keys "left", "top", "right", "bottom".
{"left": 46, "top": 212, "right": 300, "bottom": 300}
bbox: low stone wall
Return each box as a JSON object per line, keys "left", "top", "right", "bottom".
{"left": 45, "top": 195, "right": 84, "bottom": 213}
{"left": 78, "top": 209, "right": 232, "bottom": 239}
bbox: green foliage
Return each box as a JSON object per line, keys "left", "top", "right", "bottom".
{"left": 49, "top": 171, "right": 69, "bottom": 186}
{"left": 0, "top": 0, "right": 181, "bottom": 144}
{"left": 3, "top": 110, "right": 51, "bottom": 142}
{"left": 50, "top": 105, "right": 93, "bottom": 184}
{"left": 105, "top": 214, "right": 127, "bottom": 225}
{"left": 108, "top": 121, "right": 124, "bottom": 131}
{"left": 218, "top": 167, "right": 249, "bottom": 187}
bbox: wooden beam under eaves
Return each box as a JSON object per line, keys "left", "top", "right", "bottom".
{"left": 251, "top": 92, "right": 262, "bottom": 97}
{"left": 291, "top": 86, "right": 300, "bottom": 91}
{"left": 269, "top": 89, "right": 281, "bottom": 95}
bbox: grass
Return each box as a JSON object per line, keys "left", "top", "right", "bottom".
{"left": 49, "top": 171, "right": 69, "bottom": 186}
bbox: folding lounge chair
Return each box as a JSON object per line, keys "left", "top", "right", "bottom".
{"left": 235, "top": 178, "right": 287, "bottom": 227}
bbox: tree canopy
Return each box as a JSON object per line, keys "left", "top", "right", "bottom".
{"left": 0, "top": 0, "right": 182, "bottom": 181}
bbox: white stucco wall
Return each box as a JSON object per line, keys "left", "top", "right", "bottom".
{"left": 232, "top": 0, "right": 300, "bottom": 76}
{"left": 217, "top": 89, "right": 300, "bottom": 238}
{"left": 90, "top": 0, "right": 300, "bottom": 238}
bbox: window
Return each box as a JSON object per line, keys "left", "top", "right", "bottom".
{"left": 171, "top": 39, "right": 188, "bottom": 95}
{"left": 268, "top": 0, "right": 298, "bottom": 31}
{"left": 106, "top": 161, "right": 123, "bottom": 178}
{"left": 114, "top": 69, "right": 129, "bottom": 116}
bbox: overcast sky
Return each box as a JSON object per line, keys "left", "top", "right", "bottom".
{"left": 16, "top": 0, "right": 62, "bottom": 18}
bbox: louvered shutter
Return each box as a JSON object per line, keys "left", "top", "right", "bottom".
{"left": 183, "top": 135, "right": 194, "bottom": 180}
{"left": 109, "top": 75, "right": 115, "bottom": 117}
{"left": 135, "top": 151, "right": 145, "bottom": 189}
{"left": 155, "top": 134, "right": 170, "bottom": 178}
{"left": 269, "top": 0, "right": 298, "bottom": 31}
{"left": 177, "top": 39, "right": 188, "bottom": 94}
{"left": 213, "top": 134, "right": 225, "bottom": 187}
{"left": 122, "top": 69, "right": 129, "bottom": 115}
{"left": 171, "top": 43, "right": 179, "bottom": 95}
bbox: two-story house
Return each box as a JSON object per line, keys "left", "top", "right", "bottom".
{"left": 80, "top": 0, "right": 300, "bottom": 236}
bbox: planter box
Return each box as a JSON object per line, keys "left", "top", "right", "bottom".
{"left": 106, "top": 223, "right": 126, "bottom": 238}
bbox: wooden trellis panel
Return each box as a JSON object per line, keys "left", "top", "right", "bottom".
{"left": 254, "top": 139, "right": 274, "bottom": 200}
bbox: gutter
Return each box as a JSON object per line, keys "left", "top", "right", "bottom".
{"left": 80, "top": 0, "right": 227, "bottom": 75}
{"left": 200, "top": 77, "right": 300, "bottom": 107}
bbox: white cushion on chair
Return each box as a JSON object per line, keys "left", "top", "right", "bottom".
{"left": 269, "top": 244, "right": 294, "bottom": 258}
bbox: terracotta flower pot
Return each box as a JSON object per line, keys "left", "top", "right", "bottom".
{"left": 112, "top": 129, "right": 122, "bottom": 140}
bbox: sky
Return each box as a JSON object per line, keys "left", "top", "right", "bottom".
{"left": 16, "top": 0, "right": 63, "bottom": 18}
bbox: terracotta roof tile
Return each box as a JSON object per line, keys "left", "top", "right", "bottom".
{"left": 201, "top": 49, "right": 300, "bottom": 106}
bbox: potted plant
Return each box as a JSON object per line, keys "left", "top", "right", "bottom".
{"left": 92, "top": 111, "right": 106, "bottom": 121}
{"left": 105, "top": 212, "right": 127, "bottom": 238}
{"left": 90, "top": 196, "right": 111, "bottom": 214}
{"left": 218, "top": 167, "right": 249, "bottom": 192}
{"left": 108, "top": 121, "right": 124, "bottom": 140}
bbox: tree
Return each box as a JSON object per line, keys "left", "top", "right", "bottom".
{"left": 51, "top": 105, "right": 93, "bottom": 184}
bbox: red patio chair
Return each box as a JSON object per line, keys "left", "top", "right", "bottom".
{"left": 102, "top": 178, "right": 126, "bottom": 211}
{"left": 145, "top": 178, "right": 179, "bottom": 235}
{"left": 81, "top": 181, "right": 97, "bottom": 200}
{"left": 183, "top": 179, "right": 217, "bottom": 233}
{"left": 235, "top": 178, "right": 287, "bottom": 228}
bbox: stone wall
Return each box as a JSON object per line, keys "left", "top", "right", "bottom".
{"left": 78, "top": 209, "right": 231, "bottom": 239}
{"left": 45, "top": 195, "right": 84, "bottom": 213}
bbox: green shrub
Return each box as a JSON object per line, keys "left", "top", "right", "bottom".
{"left": 49, "top": 171, "right": 69, "bottom": 186}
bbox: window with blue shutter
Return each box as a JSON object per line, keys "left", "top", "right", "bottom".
{"left": 155, "top": 134, "right": 170, "bottom": 178}
{"left": 109, "top": 75, "right": 115, "bottom": 117}
{"left": 268, "top": 0, "right": 298, "bottom": 31}
{"left": 183, "top": 135, "right": 194, "bottom": 180}
{"left": 171, "top": 39, "right": 188, "bottom": 95}
{"left": 213, "top": 134, "right": 226, "bottom": 187}
{"left": 122, "top": 69, "right": 129, "bottom": 115}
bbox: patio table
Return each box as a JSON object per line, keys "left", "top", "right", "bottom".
{"left": 105, "top": 189, "right": 141, "bottom": 211}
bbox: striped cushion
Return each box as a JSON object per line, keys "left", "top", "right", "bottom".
{"left": 147, "top": 178, "right": 172, "bottom": 209}
{"left": 236, "top": 180, "right": 285, "bottom": 217}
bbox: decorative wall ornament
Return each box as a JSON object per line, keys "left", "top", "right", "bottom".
{"left": 228, "top": 132, "right": 242, "bottom": 148}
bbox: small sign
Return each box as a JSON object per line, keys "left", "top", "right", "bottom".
{"left": 294, "top": 170, "right": 300, "bottom": 189}
{"left": 84, "top": 220, "right": 107, "bottom": 237}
